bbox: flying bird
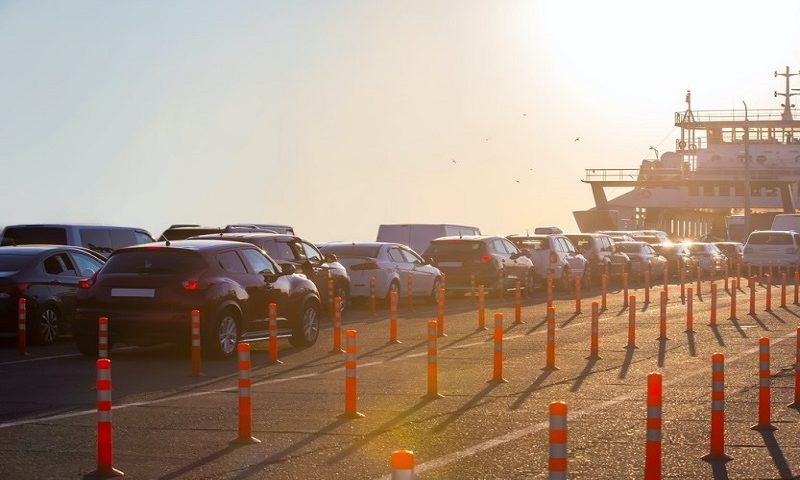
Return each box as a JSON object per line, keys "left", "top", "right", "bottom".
{"left": 522, "top": 113, "right": 527, "bottom": 117}
{"left": 483, "top": 138, "right": 489, "bottom": 142}
{"left": 574, "top": 137, "right": 580, "bottom": 142}
{"left": 515, "top": 180, "right": 520, "bottom": 183}
{"left": 451, "top": 158, "right": 457, "bottom": 164}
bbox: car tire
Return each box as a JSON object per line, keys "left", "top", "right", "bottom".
{"left": 205, "top": 307, "right": 240, "bottom": 358}
{"left": 385, "top": 280, "right": 400, "bottom": 306}
{"left": 30, "top": 303, "right": 60, "bottom": 346}
{"left": 75, "top": 326, "right": 99, "bottom": 357}
{"left": 429, "top": 277, "right": 441, "bottom": 304}
{"left": 525, "top": 270, "right": 536, "bottom": 297}
{"left": 289, "top": 301, "right": 320, "bottom": 347}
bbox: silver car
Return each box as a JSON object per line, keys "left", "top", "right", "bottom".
{"left": 613, "top": 241, "right": 667, "bottom": 279}
{"left": 318, "top": 242, "right": 442, "bottom": 302}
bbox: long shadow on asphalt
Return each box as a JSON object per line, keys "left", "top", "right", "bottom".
{"left": 687, "top": 331, "right": 697, "bottom": 357}
{"left": 707, "top": 458, "right": 730, "bottom": 479}
{"left": 442, "top": 329, "right": 489, "bottom": 351}
{"left": 384, "top": 339, "right": 428, "bottom": 362}
{"left": 432, "top": 381, "right": 504, "bottom": 433}
{"left": 560, "top": 313, "right": 580, "bottom": 328}
{"left": 509, "top": 369, "right": 554, "bottom": 411}
{"left": 657, "top": 339, "right": 667, "bottom": 367}
{"left": 709, "top": 325, "right": 726, "bottom": 347}
{"left": 759, "top": 430, "right": 795, "bottom": 479}
{"left": 729, "top": 316, "right": 749, "bottom": 337}
{"left": 526, "top": 317, "right": 548, "bottom": 334}
{"left": 228, "top": 418, "right": 351, "bottom": 479}
{"left": 327, "top": 399, "right": 434, "bottom": 463}
{"left": 748, "top": 313, "right": 769, "bottom": 331}
{"left": 781, "top": 307, "right": 800, "bottom": 318}
{"left": 766, "top": 310, "right": 787, "bottom": 324}
{"left": 569, "top": 358, "right": 598, "bottom": 392}
{"left": 618, "top": 347, "right": 635, "bottom": 379}
{"left": 156, "top": 444, "right": 240, "bottom": 480}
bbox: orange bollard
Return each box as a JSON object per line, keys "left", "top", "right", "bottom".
{"left": 749, "top": 276, "right": 756, "bottom": 315}
{"left": 702, "top": 353, "right": 732, "bottom": 462}
{"left": 514, "top": 280, "right": 523, "bottom": 324}
{"left": 730, "top": 279, "right": 737, "bottom": 321}
{"left": 369, "top": 276, "right": 376, "bottom": 317}
{"left": 99, "top": 316, "right": 110, "bottom": 360}
{"left": 680, "top": 266, "right": 685, "bottom": 301}
{"left": 235, "top": 343, "right": 260, "bottom": 443}
{"left": 659, "top": 291, "right": 668, "bottom": 340}
{"left": 765, "top": 274, "right": 772, "bottom": 312}
{"left": 663, "top": 262, "right": 669, "bottom": 298}
{"left": 190, "top": 311, "right": 201, "bottom": 374}
{"left": 644, "top": 372, "right": 663, "bottom": 480}
{"left": 644, "top": 267, "right": 651, "bottom": 304}
{"left": 789, "top": 327, "right": 800, "bottom": 409}
{"left": 327, "top": 276, "right": 335, "bottom": 318}
{"left": 546, "top": 273, "right": 554, "bottom": 310}
{"left": 268, "top": 303, "right": 282, "bottom": 365}
{"left": 601, "top": 273, "right": 608, "bottom": 310}
{"left": 574, "top": 275, "right": 582, "bottom": 313}
{"left": 477, "top": 284, "right": 487, "bottom": 330}
{"left": 436, "top": 287, "right": 447, "bottom": 337}
{"left": 331, "top": 296, "right": 344, "bottom": 353}
{"left": 686, "top": 287, "right": 694, "bottom": 332}
{"left": 750, "top": 337, "right": 776, "bottom": 431}
{"left": 390, "top": 450, "right": 415, "bottom": 480}
{"left": 87, "top": 358, "right": 124, "bottom": 478}
{"left": 17, "top": 297, "right": 26, "bottom": 356}
{"left": 781, "top": 272, "right": 787, "bottom": 308}
{"left": 549, "top": 401, "right": 568, "bottom": 479}
{"left": 622, "top": 272, "right": 629, "bottom": 308}
{"left": 425, "top": 320, "right": 444, "bottom": 399}
{"left": 491, "top": 313, "right": 508, "bottom": 383}
{"left": 627, "top": 295, "right": 637, "bottom": 349}
{"left": 737, "top": 262, "right": 742, "bottom": 283}
{"left": 709, "top": 283, "right": 717, "bottom": 326}
{"left": 588, "top": 301, "right": 600, "bottom": 359}
{"left": 795, "top": 271, "right": 799, "bottom": 305}
{"left": 406, "top": 275, "right": 414, "bottom": 312}
{"left": 544, "top": 306, "right": 558, "bottom": 370}
{"left": 388, "top": 290, "right": 400, "bottom": 344}
{"left": 343, "top": 329, "right": 364, "bottom": 418}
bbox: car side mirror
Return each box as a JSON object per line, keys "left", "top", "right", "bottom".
{"left": 279, "top": 263, "right": 296, "bottom": 275}
{"left": 324, "top": 253, "right": 337, "bottom": 263}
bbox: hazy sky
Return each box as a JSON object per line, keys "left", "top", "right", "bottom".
{"left": 3, "top": 1, "right": 800, "bottom": 243}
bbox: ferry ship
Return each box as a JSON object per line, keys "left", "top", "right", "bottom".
{"left": 575, "top": 67, "right": 800, "bottom": 241}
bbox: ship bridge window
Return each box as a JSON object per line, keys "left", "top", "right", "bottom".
{"left": 719, "top": 186, "right": 730, "bottom": 196}
{"left": 703, "top": 186, "right": 715, "bottom": 196}
{"left": 735, "top": 184, "right": 744, "bottom": 196}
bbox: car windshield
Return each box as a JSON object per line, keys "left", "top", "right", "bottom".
{"left": 748, "top": 233, "right": 793, "bottom": 245}
{"left": 0, "top": 254, "right": 33, "bottom": 272}
{"left": 510, "top": 238, "right": 548, "bottom": 250}
{"left": 104, "top": 250, "right": 206, "bottom": 274}
{"left": 319, "top": 244, "right": 381, "bottom": 258}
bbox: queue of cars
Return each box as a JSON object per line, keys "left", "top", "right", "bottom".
{"left": 6, "top": 220, "right": 794, "bottom": 359}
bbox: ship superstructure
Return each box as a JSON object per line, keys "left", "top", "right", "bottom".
{"left": 575, "top": 67, "right": 800, "bottom": 241}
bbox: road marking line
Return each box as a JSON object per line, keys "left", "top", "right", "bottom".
{"left": 370, "top": 330, "right": 796, "bottom": 480}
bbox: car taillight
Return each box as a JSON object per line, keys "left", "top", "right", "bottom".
{"left": 182, "top": 279, "right": 210, "bottom": 291}
{"left": 481, "top": 255, "right": 491, "bottom": 263}
{"left": 78, "top": 272, "right": 98, "bottom": 289}
{"left": 549, "top": 252, "right": 557, "bottom": 264}
{"left": 351, "top": 262, "right": 379, "bottom": 271}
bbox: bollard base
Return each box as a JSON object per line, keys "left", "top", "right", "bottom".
{"left": 387, "top": 339, "right": 403, "bottom": 345}
{"left": 423, "top": 392, "right": 445, "bottom": 400}
{"left": 512, "top": 320, "right": 525, "bottom": 325}
{"left": 750, "top": 423, "right": 778, "bottom": 431}
{"left": 329, "top": 348, "right": 345, "bottom": 355}
{"left": 340, "top": 411, "right": 365, "bottom": 419}
{"left": 488, "top": 377, "right": 509, "bottom": 384}
{"left": 685, "top": 329, "right": 695, "bottom": 334}
{"left": 624, "top": 344, "right": 639, "bottom": 350}
{"left": 541, "top": 366, "right": 560, "bottom": 371}
{"left": 701, "top": 452, "right": 733, "bottom": 463}
{"left": 268, "top": 360, "right": 284, "bottom": 366}
{"left": 585, "top": 355, "right": 602, "bottom": 361}
{"left": 231, "top": 435, "right": 262, "bottom": 445}
{"left": 657, "top": 336, "right": 670, "bottom": 341}
{"left": 83, "top": 467, "right": 125, "bottom": 479}
{"left": 476, "top": 326, "right": 488, "bottom": 332}
{"left": 189, "top": 372, "right": 206, "bottom": 377}
{"left": 437, "top": 333, "right": 448, "bottom": 338}
{"left": 788, "top": 401, "right": 800, "bottom": 409}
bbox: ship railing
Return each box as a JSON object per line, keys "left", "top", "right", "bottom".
{"left": 584, "top": 168, "right": 682, "bottom": 181}
{"left": 675, "top": 108, "right": 794, "bottom": 124}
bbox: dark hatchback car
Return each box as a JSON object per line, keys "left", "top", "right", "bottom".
{"left": 0, "top": 245, "right": 105, "bottom": 345}
{"left": 191, "top": 232, "right": 351, "bottom": 309}
{"left": 653, "top": 243, "right": 696, "bottom": 277}
{"left": 422, "top": 236, "right": 535, "bottom": 296}
{"left": 714, "top": 242, "right": 744, "bottom": 268}
{"left": 73, "top": 240, "right": 321, "bottom": 358}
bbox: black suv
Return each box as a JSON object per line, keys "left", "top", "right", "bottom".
{"left": 191, "top": 232, "right": 351, "bottom": 309}
{"left": 423, "top": 236, "right": 535, "bottom": 296}
{"left": 159, "top": 224, "right": 276, "bottom": 241}
{"left": 73, "top": 240, "right": 321, "bottom": 357}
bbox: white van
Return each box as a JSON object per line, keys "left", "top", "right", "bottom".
{"left": 743, "top": 230, "right": 800, "bottom": 267}
{"left": 376, "top": 224, "right": 481, "bottom": 254}
{"left": 770, "top": 214, "right": 800, "bottom": 232}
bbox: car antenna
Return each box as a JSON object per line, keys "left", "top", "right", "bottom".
{"left": 162, "top": 234, "right": 171, "bottom": 247}
{"left": 459, "top": 232, "right": 462, "bottom": 239}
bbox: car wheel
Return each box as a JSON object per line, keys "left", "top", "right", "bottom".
{"left": 289, "top": 301, "right": 320, "bottom": 347}
{"left": 31, "top": 304, "right": 60, "bottom": 346}
{"left": 559, "top": 267, "right": 571, "bottom": 291}
{"left": 385, "top": 280, "right": 400, "bottom": 306}
{"left": 205, "top": 308, "right": 240, "bottom": 358}
{"left": 429, "top": 277, "right": 441, "bottom": 304}
{"left": 525, "top": 270, "right": 536, "bottom": 297}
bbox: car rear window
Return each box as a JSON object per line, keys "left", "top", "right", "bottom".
{"left": 1, "top": 227, "right": 67, "bottom": 246}
{"left": 616, "top": 244, "right": 642, "bottom": 254}
{"left": 566, "top": 236, "right": 592, "bottom": 252}
{"left": 509, "top": 238, "right": 549, "bottom": 250}
{"left": 103, "top": 250, "right": 206, "bottom": 274}
{"left": 0, "top": 254, "right": 33, "bottom": 272}
{"left": 320, "top": 244, "right": 381, "bottom": 258}
{"left": 162, "top": 228, "right": 221, "bottom": 241}
{"left": 425, "top": 241, "right": 486, "bottom": 257}
{"left": 748, "top": 233, "right": 794, "bottom": 245}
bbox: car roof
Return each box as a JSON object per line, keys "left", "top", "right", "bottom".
{"left": 508, "top": 235, "right": 555, "bottom": 240}
{"left": 432, "top": 235, "right": 496, "bottom": 242}
{"left": 616, "top": 241, "right": 648, "bottom": 246}
{"left": 0, "top": 245, "right": 79, "bottom": 255}
{"left": 192, "top": 232, "right": 296, "bottom": 241}
{"left": 117, "top": 240, "right": 254, "bottom": 253}
{"left": 320, "top": 241, "right": 397, "bottom": 248}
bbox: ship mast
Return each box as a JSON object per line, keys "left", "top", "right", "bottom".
{"left": 774, "top": 65, "right": 799, "bottom": 121}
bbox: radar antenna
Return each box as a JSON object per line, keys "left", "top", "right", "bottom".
{"left": 775, "top": 66, "right": 800, "bottom": 121}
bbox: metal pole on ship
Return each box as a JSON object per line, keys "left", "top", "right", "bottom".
{"left": 743, "top": 101, "right": 752, "bottom": 238}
